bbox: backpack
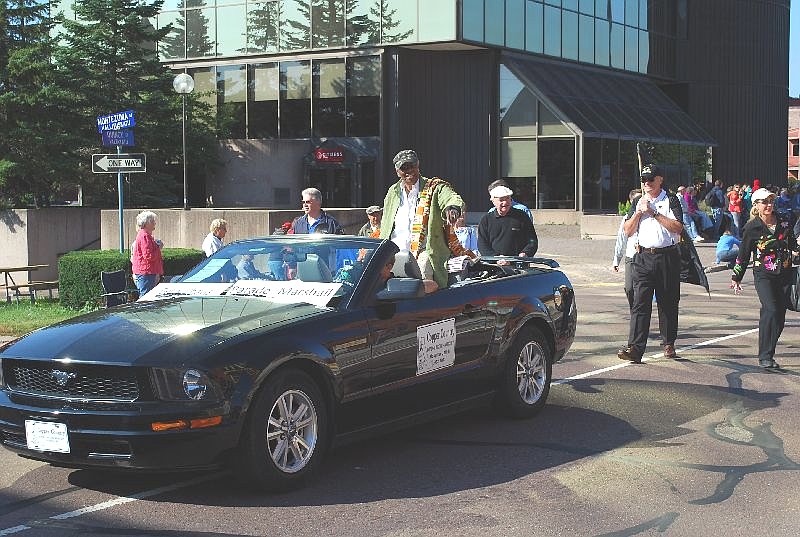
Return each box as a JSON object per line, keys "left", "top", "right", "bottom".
{"left": 704, "top": 189, "right": 722, "bottom": 208}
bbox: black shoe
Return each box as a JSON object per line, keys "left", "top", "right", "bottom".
{"left": 758, "top": 359, "right": 780, "bottom": 369}
{"left": 618, "top": 346, "right": 643, "bottom": 363}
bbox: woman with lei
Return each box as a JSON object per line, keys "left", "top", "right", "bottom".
{"left": 731, "top": 188, "right": 797, "bottom": 368}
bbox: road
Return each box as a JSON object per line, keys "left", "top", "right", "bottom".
{"left": 1, "top": 233, "right": 798, "bottom": 536}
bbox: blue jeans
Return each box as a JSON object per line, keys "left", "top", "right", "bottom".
{"left": 134, "top": 274, "right": 159, "bottom": 298}
{"left": 682, "top": 214, "right": 698, "bottom": 240}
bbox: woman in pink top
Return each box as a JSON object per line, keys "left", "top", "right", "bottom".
{"left": 727, "top": 184, "right": 743, "bottom": 237}
{"left": 131, "top": 211, "right": 164, "bottom": 298}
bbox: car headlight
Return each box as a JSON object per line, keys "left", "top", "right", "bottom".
{"left": 151, "top": 368, "right": 222, "bottom": 401}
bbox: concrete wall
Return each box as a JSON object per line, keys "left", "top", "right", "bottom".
{"left": 0, "top": 208, "right": 100, "bottom": 283}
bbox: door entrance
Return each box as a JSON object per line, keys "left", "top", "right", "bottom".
{"left": 309, "top": 168, "right": 352, "bottom": 207}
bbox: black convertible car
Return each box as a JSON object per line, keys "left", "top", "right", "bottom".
{"left": 0, "top": 236, "right": 576, "bottom": 491}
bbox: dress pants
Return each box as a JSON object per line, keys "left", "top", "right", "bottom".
{"left": 628, "top": 247, "right": 681, "bottom": 353}
{"left": 753, "top": 272, "right": 791, "bottom": 362}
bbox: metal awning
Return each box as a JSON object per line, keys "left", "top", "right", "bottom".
{"left": 504, "top": 55, "right": 717, "bottom": 146}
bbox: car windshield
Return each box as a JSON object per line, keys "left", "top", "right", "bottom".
{"left": 152, "top": 236, "right": 381, "bottom": 307}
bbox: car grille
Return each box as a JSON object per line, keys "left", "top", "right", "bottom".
{"left": 4, "top": 360, "right": 141, "bottom": 401}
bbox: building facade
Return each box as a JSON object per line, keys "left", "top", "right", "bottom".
{"left": 147, "top": 0, "right": 790, "bottom": 213}
{"left": 790, "top": 97, "right": 800, "bottom": 183}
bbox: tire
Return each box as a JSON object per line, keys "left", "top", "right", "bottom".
{"left": 496, "top": 326, "right": 553, "bottom": 419}
{"left": 235, "top": 368, "right": 327, "bottom": 492}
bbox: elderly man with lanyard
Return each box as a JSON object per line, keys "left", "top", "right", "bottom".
{"left": 379, "top": 149, "right": 467, "bottom": 290}
{"left": 618, "top": 164, "right": 685, "bottom": 363}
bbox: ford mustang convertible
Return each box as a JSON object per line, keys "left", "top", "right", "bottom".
{"left": 0, "top": 235, "right": 576, "bottom": 491}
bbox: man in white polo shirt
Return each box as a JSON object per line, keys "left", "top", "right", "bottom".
{"left": 618, "top": 164, "right": 685, "bottom": 363}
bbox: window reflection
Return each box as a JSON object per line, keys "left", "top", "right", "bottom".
{"left": 485, "top": 0, "right": 504, "bottom": 46}
{"left": 561, "top": 9, "right": 578, "bottom": 60}
{"left": 594, "top": 17, "right": 609, "bottom": 65}
{"left": 280, "top": 60, "right": 311, "bottom": 138}
{"left": 312, "top": 0, "right": 344, "bottom": 49}
{"left": 544, "top": 5, "right": 560, "bottom": 56}
{"left": 217, "top": 66, "right": 247, "bottom": 139}
{"left": 462, "top": 0, "right": 484, "bottom": 41}
{"left": 624, "top": 25, "right": 638, "bottom": 71}
{"left": 505, "top": 0, "right": 525, "bottom": 49}
{"left": 347, "top": 0, "right": 381, "bottom": 46}
{"left": 419, "top": 0, "right": 457, "bottom": 41}
{"left": 610, "top": 22, "right": 624, "bottom": 68}
{"left": 382, "top": 0, "right": 416, "bottom": 43}
{"left": 248, "top": 63, "right": 279, "bottom": 139}
{"left": 578, "top": 14, "right": 594, "bottom": 63}
{"left": 346, "top": 56, "right": 380, "bottom": 136}
{"left": 313, "top": 59, "right": 346, "bottom": 137}
{"left": 217, "top": 4, "right": 247, "bottom": 56}
{"left": 525, "top": 0, "right": 543, "bottom": 53}
{"left": 247, "top": 0, "right": 279, "bottom": 53}
{"left": 186, "top": 7, "right": 216, "bottom": 58}
{"left": 281, "top": 0, "right": 311, "bottom": 51}
{"left": 638, "top": 29, "right": 649, "bottom": 74}
{"left": 158, "top": 10, "right": 184, "bottom": 60}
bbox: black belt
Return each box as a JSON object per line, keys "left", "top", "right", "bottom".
{"left": 637, "top": 245, "right": 677, "bottom": 254}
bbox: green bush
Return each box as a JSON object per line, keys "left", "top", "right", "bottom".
{"left": 618, "top": 200, "right": 632, "bottom": 215}
{"left": 58, "top": 248, "right": 204, "bottom": 309}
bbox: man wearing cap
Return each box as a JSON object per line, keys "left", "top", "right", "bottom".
{"left": 358, "top": 206, "right": 383, "bottom": 237}
{"left": 477, "top": 184, "right": 538, "bottom": 259}
{"left": 379, "top": 149, "right": 465, "bottom": 289}
{"left": 486, "top": 179, "right": 534, "bottom": 223}
{"left": 618, "top": 164, "right": 685, "bottom": 363}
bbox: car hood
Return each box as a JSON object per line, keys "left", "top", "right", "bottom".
{"left": 0, "top": 296, "right": 328, "bottom": 365}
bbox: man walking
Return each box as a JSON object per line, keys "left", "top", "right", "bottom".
{"left": 618, "top": 164, "right": 684, "bottom": 363}
{"left": 379, "top": 149, "right": 465, "bottom": 289}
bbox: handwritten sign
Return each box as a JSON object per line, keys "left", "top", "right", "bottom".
{"left": 139, "top": 283, "right": 233, "bottom": 301}
{"left": 226, "top": 280, "right": 342, "bottom": 307}
{"left": 416, "top": 318, "right": 456, "bottom": 375}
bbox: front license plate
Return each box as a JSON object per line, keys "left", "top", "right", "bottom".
{"left": 25, "top": 420, "right": 70, "bottom": 453}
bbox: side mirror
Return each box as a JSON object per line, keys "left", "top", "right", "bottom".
{"left": 376, "top": 277, "right": 425, "bottom": 300}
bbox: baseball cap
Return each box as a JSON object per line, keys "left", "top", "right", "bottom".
{"left": 751, "top": 188, "right": 776, "bottom": 203}
{"left": 366, "top": 205, "right": 382, "bottom": 215}
{"left": 393, "top": 150, "right": 419, "bottom": 170}
{"left": 489, "top": 185, "right": 514, "bottom": 198}
{"left": 640, "top": 164, "right": 662, "bottom": 179}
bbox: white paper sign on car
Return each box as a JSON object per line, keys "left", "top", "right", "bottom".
{"left": 416, "top": 318, "right": 456, "bottom": 375}
{"left": 139, "top": 282, "right": 233, "bottom": 301}
{"left": 226, "top": 280, "right": 342, "bottom": 307}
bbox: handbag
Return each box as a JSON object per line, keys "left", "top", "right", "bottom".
{"left": 787, "top": 266, "right": 800, "bottom": 312}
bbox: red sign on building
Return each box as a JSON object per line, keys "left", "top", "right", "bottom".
{"left": 314, "top": 147, "right": 345, "bottom": 162}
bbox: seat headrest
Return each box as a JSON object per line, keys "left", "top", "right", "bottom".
{"left": 391, "top": 251, "right": 423, "bottom": 279}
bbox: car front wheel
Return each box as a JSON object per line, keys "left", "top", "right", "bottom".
{"left": 235, "top": 368, "right": 327, "bottom": 491}
{"left": 497, "top": 326, "right": 552, "bottom": 419}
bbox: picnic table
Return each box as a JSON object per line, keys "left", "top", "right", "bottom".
{"left": 0, "top": 265, "right": 57, "bottom": 303}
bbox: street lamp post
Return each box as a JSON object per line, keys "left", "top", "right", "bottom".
{"left": 173, "top": 73, "right": 195, "bottom": 210}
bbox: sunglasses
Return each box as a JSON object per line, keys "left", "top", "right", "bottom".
{"left": 641, "top": 177, "right": 655, "bottom": 183}
{"left": 398, "top": 163, "right": 416, "bottom": 172}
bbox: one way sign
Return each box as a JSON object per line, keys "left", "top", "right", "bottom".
{"left": 92, "top": 153, "right": 147, "bottom": 173}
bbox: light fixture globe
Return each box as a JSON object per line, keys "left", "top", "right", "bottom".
{"left": 173, "top": 73, "right": 195, "bottom": 95}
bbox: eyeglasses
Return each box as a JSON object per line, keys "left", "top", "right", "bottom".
{"left": 301, "top": 199, "right": 317, "bottom": 205}
{"left": 641, "top": 177, "right": 655, "bottom": 183}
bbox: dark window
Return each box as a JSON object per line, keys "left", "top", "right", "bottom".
{"left": 313, "top": 58, "right": 346, "bottom": 137}
{"left": 792, "top": 141, "right": 799, "bottom": 157}
{"left": 248, "top": 63, "right": 278, "bottom": 139}
{"left": 274, "top": 187, "right": 291, "bottom": 205}
{"left": 217, "top": 65, "right": 246, "bottom": 139}
{"left": 582, "top": 137, "right": 604, "bottom": 211}
{"left": 538, "top": 138, "right": 576, "bottom": 209}
{"left": 280, "top": 60, "right": 311, "bottom": 138}
{"left": 346, "top": 56, "right": 380, "bottom": 137}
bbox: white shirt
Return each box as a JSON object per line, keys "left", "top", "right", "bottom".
{"left": 636, "top": 190, "right": 680, "bottom": 248}
{"left": 202, "top": 233, "right": 223, "bottom": 257}
{"left": 390, "top": 180, "right": 420, "bottom": 252}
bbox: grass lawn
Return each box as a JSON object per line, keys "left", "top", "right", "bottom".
{"left": 0, "top": 299, "right": 87, "bottom": 337}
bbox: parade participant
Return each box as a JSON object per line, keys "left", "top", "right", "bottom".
{"left": 379, "top": 149, "right": 466, "bottom": 289}
{"left": 358, "top": 206, "right": 383, "bottom": 237}
{"left": 618, "top": 164, "right": 684, "bottom": 363}
{"left": 730, "top": 188, "right": 797, "bottom": 369}
{"left": 477, "top": 184, "right": 538, "bottom": 259}
{"left": 486, "top": 179, "right": 534, "bottom": 223}
{"left": 291, "top": 188, "right": 345, "bottom": 234}
{"left": 201, "top": 218, "right": 227, "bottom": 257}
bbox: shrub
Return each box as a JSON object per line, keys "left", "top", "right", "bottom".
{"left": 618, "top": 200, "right": 632, "bottom": 215}
{"left": 58, "top": 248, "right": 204, "bottom": 309}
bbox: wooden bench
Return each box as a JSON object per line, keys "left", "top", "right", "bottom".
{"left": 7, "top": 281, "right": 59, "bottom": 303}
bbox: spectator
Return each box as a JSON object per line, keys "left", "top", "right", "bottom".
{"left": 684, "top": 186, "right": 714, "bottom": 234}
{"left": 453, "top": 214, "right": 478, "bottom": 253}
{"left": 775, "top": 188, "right": 793, "bottom": 217}
{"left": 131, "top": 211, "right": 164, "bottom": 298}
{"left": 706, "top": 180, "right": 727, "bottom": 237}
{"left": 715, "top": 230, "right": 741, "bottom": 267}
{"left": 202, "top": 218, "right": 227, "bottom": 257}
{"left": 726, "top": 184, "right": 743, "bottom": 238}
{"left": 358, "top": 205, "right": 383, "bottom": 237}
{"left": 291, "top": 188, "right": 345, "bottom": 234}
{"left": 486, "top": 179, "right": 534, "bottom": 223}
{"left": 676, "top": 186, "right": 702, "bottom": 242}
{"left": 477, "top": 184, "right": 538, "bottom": 259}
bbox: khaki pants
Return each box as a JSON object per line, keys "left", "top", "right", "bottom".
{"left": 416, "top": 250, "right": 435, "bottom": 281}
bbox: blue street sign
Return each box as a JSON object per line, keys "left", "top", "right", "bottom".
{"left": 101, "top": 129, "right": 135, "bottom": 147}
{"left": 96, "top": 110, "right": 135, "bottom": 133}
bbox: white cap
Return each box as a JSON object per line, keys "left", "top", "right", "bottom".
{"left": 751, "top": 188, "right": 775, "bottom": 203}
{"left": 489, "top": 185, "right": 513, "bottom": 198}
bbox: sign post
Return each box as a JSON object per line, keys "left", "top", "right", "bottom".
{"left": 117, "top": 146, "right": 124, "bottom": 254}
{"left": 96, "top": 110, "right": 137, "bottom": 253}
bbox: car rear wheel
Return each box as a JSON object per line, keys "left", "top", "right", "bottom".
{"left": 235, "top": 368, "right": 327, "bottom": 491}
{"left": 497, "top": 326, "right": 552, "bottom": 419}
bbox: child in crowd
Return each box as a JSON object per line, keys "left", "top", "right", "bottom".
{"left": 715, "top": 229, "right": 741, "bottom": 268}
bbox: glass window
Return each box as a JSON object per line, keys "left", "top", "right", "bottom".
{"left": 543, "top": 5, "right": 560, "bottom": 57}
{"left": 158, "top": 11, "right": 184, "bottom": 60}
{"left": 610, "top": 22, "right": 624, "bottom": 69}
{"left": 281, "top": 0, "right": 311, "bottom": 51}
{"left": 624, "top": 0, "right": 637, "bottom": 27}
{"left": 346, "top": 0, "right": 381, "bottom": 46}
{"left": 312, "top": 0, "right": 344, "bottom": 48}
{"left": 161, "top": 0, "right": 182, "bottom": 9}
{"left": 217, "top": 65, "right": 247, "bottom": 139}
{"left": 639, "top": 0, "right": 647, "bottom": 30}
{"left": 502, "top": 139, "right": 537, "bottom": 177}
{"left": 485, "top": 0, "right": 504, "bottom": 46}
{"left": 563, "top": 0, "right": 578, "bottom": 10}
{"left": 186, "top": 8, "right": 216, "bottom": 58}
{"left": 545, "top": 0, "right": 561, "bottom": 5}
{"left": 506, "top": 0, "right": 525, "bottom": 49}
{"left": 382, "top": 0, "right": 416, "bottom": 44}
{"left": 538, "top": 138, "right": 575, "bottom": 209}
{"left": 578, "top": 14, "right": 593, "bottom": 63}
{"left": 186, "top": 0, "right": 210, "bottom": 7}
{"left": 610, "top": 0, "right": 624, "bottom": 22}
{"left": 190, "top": 67, "right": 217, "bottom": 115}
{"left": 595, "top": 0, "right": 608, "bottom": 18}
{"left": 462, "top": 0, "right": 484, "bottom": 41}
{"left": 594, "top": 18, "right": 609, "bottom": 66}
{"left": 581, "top": 137, "right": 604, "bottom": 211}
{"left": 579, "top": 0, "right": 593, "bottom": 15}
{"left": 561, "top": 9, "right": 578, "bottom": 60}
{"left": 247, "top": 1, "right": 279, "bottom": 53}
{"left": 347, "top": 56, "right": 380, "bottom": 137}
{"left": 624, "top": 25, "right": 638, "bottom": 71}
{"left": 248, "top": 63, "right": 279, "bottom": 139}
{"left": 280, "top": 60, "right": 311, "bottom": 138}
{"left": 538, "top": 102, "right": 571, "bottom": 135}
{"left": 638, "top": 29, "right": 648, "bottom": 73}
{"left": 217, "top": 4, "right": 247, "bottom": 56}
{"left": 525, "top": 0, "right": 543, "bottom": 53}
{"left": 313, "top": 59, "right": 346, "bottom": 137}
{"left": 419, "top": 0, "right": 457, "bottom": 41}
{"left": 500, "top": 65, "right": 537, "bottom": 137}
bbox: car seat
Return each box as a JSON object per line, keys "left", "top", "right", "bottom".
{"left": 391, "top": 251, "right": 423, "bottom": 279}
{"left": 296, "top": 254, "right": 333, "bottom": 282}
